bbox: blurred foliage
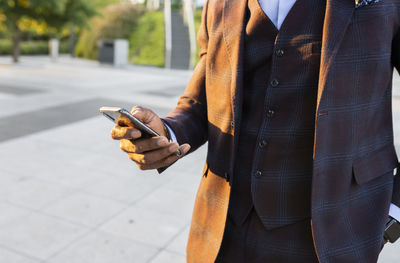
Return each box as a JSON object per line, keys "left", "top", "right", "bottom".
{"left": 0, "top": 39, "right": 70, "bottom": 55}
{"left": 75, "top": 3, "right": 144, "bottom": 60}
{"left": 91, "top": 0, "right": 121, "bottom": 10}
{"left": 0, "top": 0, "right": 96, "bottom": 30}
{"left": 99, "top": 3, "right": 144, "bottom": 38}
{"left": 0, "top": 0, "right": 204, "bottom": 67}
{"left": 0, "top": 39, "right": 13, "bottom": 54}
{"left": 0, "top": 0, "right": 96, "bottom": 61}
{"left": 194, "top": 7, "right": 201, "bottom": 65}
{"left": 76, "top": 4, "right": 203, "bottom": 67}
{"left": 130, "top": 11, "right": 164, "bottom": 67}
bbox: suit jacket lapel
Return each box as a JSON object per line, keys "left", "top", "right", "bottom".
{"left": 223, "top": 0, "right": 248, "bottom": 136}
{"left": 222, "top": 0, "right": 356, "bottom": 122}
{"left": 222, "top": 0, "right": 356, "bottom": 161}
{"left": 316, "top": 0, "right": 355, "bottom": 113}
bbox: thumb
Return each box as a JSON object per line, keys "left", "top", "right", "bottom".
{"left": 131, "top": 106, "right": 165, "bottom": 136}
{"left": 131, "top": 107, "right": 153, "bottom": 124}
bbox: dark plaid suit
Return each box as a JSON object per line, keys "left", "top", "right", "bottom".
{"left": 225, "top": 0, "right": 326, "bottom": 232}
{"left": 162, "top": 0, "right": 400, "bottom": 262}
{"left": 214, "top": 0, "right": 324, "bottom": 261}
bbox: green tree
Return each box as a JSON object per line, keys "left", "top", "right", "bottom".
{"left": 75, "top": 3, "right": 143, "bottom": 60}
{"left": 91, "top": 0, "right": 121, "bottom": 10}
{"left": 0, "top": 0, "right": 96, "bottom": 62}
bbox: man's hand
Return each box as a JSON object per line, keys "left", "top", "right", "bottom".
{"left": 111, "top": 106, "right": 191, "bottom": 170}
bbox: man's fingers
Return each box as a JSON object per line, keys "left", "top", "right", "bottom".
{"left": 111, "top": 126, "right": 141, "bottom": 140}
{"left": 133, "top": 136, "right": 170, "bottom": 153}
{"left": 134, "top": 144, "right": 191, "bottom": 170}
{"left": 116, "top": 115, "right": 128, "bottom": 127}
{"left": 120, "top": 136, "right": 169, "bottom": 153}
{"left": 127, "top": 142, "right": 180, "bottom": 165}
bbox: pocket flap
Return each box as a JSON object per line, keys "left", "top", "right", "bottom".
{"left": 352, "top": 144, "right": 399, "bottom": 185}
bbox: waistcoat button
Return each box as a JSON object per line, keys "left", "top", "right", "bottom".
{"left": 266, "top": 109, "right": 275, "bottom": 118}
{"left": 259, "top": 139, "right": 268, "bottom": 148}
{"left": 271, "top": 78, "right": 279, "bottom": 87}
{"left": 276, "top": 49, "right": 284, "bottom": 57}
{"left": 255, "top": 170, "right": 262, "bottom": 177}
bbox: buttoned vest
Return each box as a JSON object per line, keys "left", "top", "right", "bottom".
{"left": 228, "top": 0, "right": 326, "bottom": 230}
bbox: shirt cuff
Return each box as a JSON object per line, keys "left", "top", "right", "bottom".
{"left": 164, "top": 123, "right": 177, "bottom": 142}
{"left": 389, "top": 204, "right": 400, "bottom": 222}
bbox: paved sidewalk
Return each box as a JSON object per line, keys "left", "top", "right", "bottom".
{"left": 0, "top": 56, "right": 398, "bottom": 262}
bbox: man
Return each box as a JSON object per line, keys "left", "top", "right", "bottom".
{"left": 111, "top": 0, "right": 400, "bottom": 262}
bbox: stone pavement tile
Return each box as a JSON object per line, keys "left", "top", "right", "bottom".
{"left": 0, "top": 59, "right": 177, "bottom": 91}
{"left": 163, "top": 170, "right": 202, "bottom": 195}
{"left": 393, "top": 97, "right": 400, "bottom": 145}
{"left": 0, "top": 212, "right": 89, "bottom": 260}
{"left": 165, "top": 225, "right": 190, "bottom": 256}
{"left": 48, "top": 230, "right": 158, "bottom": 263}
{"left": 0, "top": 92, "right": 91, "bottom": 119}
{"left": 0, "top": 202, "right": 33, "bottom": 227}
{"left": 0, "top": 169, "right": 33, "bottom": 190}
{"left": 157, "top": 145, "right": 206, "bottom": 196}
{"left": 0, "top": 84, "right": 44, "bottom": 96}
{"left": 0, "top": 142, "right": 112, "bottom": 190}
{"left": 107, "top": 93, "right": 178, "bottom": 112}
{"left": 0, "top": 125, "right": 161, "bottom": 181}
{"left": 0, "top": 177, "right": 76, "bottom": 210}
{"left": 0, "top": 136, "right": 93, "bottom": 173}
{"left": 134, "top": 186, "right": 195, "bottom": 221}
{"left": 0, "top": 137, "right": 122, "bottom": 189}
{"left": 393, "top": 71, "right": 400, "bottom": 97}
{"left": 0, "top": 121, "right": 128, "bottom": 161}
{"left": 33, "top": 164, "right": 111, "bottom": 190}
{"left": 1, "top": 139, "right": 110, "bottom": 166}
{"left": 379, "top": 242, "right": 400, "bottom": 263}
{"left": 0, "top": 93, "right": 16, "bottom": 100}
{"left": 0, "top": 247, "right": 41, "bottom": 263}
{"left": 43, "top": 192, "right": 128, "bottom": 228}
{"left": 148, "top": 250, "right": 186, "bottom": 263}
{"left": 99, "top": 206, "right": 186, "bottom": 248}
{"left": 71, "top": 150, "right": 160, "bottom": 178}
{"left": 83, "top": 170, "right": 168, "bottom": 204}
{"left": 0, "top": 98, "right": 126, "bottom": 143}
{"left": 31, "top": 117, "right": 122, "bottom": 153}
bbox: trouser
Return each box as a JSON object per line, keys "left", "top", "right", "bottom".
{"left": 215, "top": 208, "right": 319, "bottom": 263}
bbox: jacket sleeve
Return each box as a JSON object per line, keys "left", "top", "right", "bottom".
{"left": 161, "top": 0, "right": 210, "bottom": 153}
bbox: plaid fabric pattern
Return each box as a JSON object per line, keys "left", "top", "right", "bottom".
{"left": 215, "top": 208, "right": 318, "bottom": 263}
{"left": 162, "top": 0, "right": 400, "bottom": 262}
{"left": 227, "top": 0, "right": 326, "bottom": 231}
{"left": 310, "top": 0, "right": 400, "bottom": 262}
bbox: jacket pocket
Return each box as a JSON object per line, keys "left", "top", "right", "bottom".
{"left": 352, "top": 144, "right": 399, "bottom": 185}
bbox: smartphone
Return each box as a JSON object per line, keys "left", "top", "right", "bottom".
{"left": 99, "top": 106, "right": 160, "bottom": 138}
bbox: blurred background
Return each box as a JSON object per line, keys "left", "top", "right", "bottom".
{"left": 0, "top": 0, "right": 398, "bottom": 262}
{"left": 0, "top": 0, "right": 207, "bottom": 69}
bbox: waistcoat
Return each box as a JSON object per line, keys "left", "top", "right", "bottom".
{"left": 228, "top": 0, "right": 326, "bottom": 230}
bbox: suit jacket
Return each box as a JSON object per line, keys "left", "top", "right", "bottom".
{"left": 162, "top": 0, "right": 400, "bottom": 262}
